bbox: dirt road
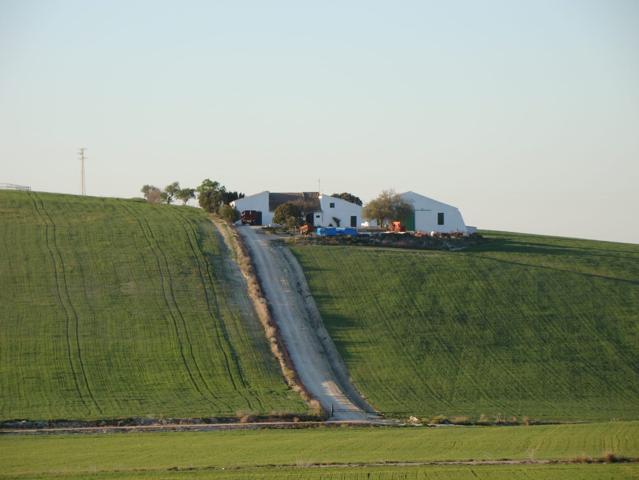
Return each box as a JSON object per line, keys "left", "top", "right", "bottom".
{"left": 238, "top": 226, "right": 380, "bottom": 421}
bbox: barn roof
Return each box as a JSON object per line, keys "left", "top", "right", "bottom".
{"left": 268, "top": 192, "right": 320, "bottom": 212}
{"left": 400, "top": 191, "right": 459, "bottom": 210}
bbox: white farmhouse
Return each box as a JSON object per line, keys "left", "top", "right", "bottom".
{"left": 399, "top": 191, "right": 468, "bottom": 233}
{"left": 231, "top": 191, "right": 362, "bottom": 227}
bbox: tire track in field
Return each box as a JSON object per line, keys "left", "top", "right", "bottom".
{"left": 398, "top": 259, "right": 500, "bottom": 409}
{"left": 334, "top": 249, "right": 449, "bottom": 407}
{"left": 119, "top": 202, "right": 226, "bottom": 410}
{"left": 28, "top": 193, "right": 101, "bottom": 414}
{"left": 417, "top": 256, "right": 535, "bottom": 412}
{"left": 170, "top": 208, "right": 259, "bottom": 412}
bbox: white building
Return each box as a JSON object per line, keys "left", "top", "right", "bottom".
{"left": 231, "top": 191, "right": 362, "bottom": 228}
{"left": 399, "top": 191, "right": 468, "bottom": 233}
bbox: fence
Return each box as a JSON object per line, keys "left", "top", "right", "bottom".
{"left": 0, "top": 183, "right": 31, "bottom": 191}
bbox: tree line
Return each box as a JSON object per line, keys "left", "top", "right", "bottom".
{"left": 140, "top": 179, "right": 244, "bottom": 222}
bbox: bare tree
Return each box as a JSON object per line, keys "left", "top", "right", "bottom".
{"left": 141, "top": 185, "right": 162, "bottom": 204}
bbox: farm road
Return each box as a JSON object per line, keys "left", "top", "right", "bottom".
{"left": 238, "top": 226, "right": 380, "bottom": 422}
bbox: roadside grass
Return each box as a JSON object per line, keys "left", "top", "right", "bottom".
{"left": 291, "top": 231, "right": 639, "bottom": 421}
{"left": 1, "top": 421, "right": 638, "bottom": 478}
{"left": 0, "top": 190, "right": 307, "bottom": 422}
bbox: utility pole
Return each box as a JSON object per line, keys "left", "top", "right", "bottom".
{"left": 79, "top": 148, "right": 86, "bottom": 195}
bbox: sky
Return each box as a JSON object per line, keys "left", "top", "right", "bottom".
{"left": 1, "top": 0, "right": 638, "bottom": 243}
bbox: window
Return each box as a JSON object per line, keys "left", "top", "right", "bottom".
{"left": 315, "top": 214, "right": 321, "bottom": 218}
{"left": 329, "top": 202, "right": 335, "bottom": 208}
{"left": 437, "top": 212, "right": 445, "bottom": 225}
{"left": 350, "top": 216, "right": 357, "bottom": 227}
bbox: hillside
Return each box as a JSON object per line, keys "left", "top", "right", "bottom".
{"left": 291, "top": 231, "right": 639, "bottom": 422}
{"left": 0, "top": 191, "right": 307, "bottom": 422}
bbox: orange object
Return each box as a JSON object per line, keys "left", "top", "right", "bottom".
{"left": 389, "top": 221, "right": 406, "bottom": 232}
{"left": 299, "top": 224, "right": 314, "bottom": 235}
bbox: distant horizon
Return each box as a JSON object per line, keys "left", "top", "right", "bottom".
{"left": 1, "top": 1, "right": 637, "bottom": 243}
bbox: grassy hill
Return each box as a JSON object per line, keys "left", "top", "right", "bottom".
{"left": 0, "top": 190, "right": 307, "bottom": 422}
{"left": 291, "top": 231, "right": 639, "bottom": 422}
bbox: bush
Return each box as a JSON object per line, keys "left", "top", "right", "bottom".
{"left": 273, "top": 202, "right": 302, "bottom": 226}
{"left": 219, "top": 204, "right": 239, "bottom": 223}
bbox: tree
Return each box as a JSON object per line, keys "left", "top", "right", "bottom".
{"left": 222, "top": 191, "right": 244, "bottom": 204}
{"left": 196, "top": 179, "right": 244, "bottom": 212}
{"left": 163, "top": 181, "right": 180, "bottom": 204}
{"left": 141, "top": 184, "right": 162, "bottom": 204}
{"left": 218, "top": 204, "right": 240, "bottom": 223}
{"left": 175, "top": 187, "right": 196, "bottom": 205}
{"left": 331, "top": 192, "right": 363, "bottom": 206}
{"left": 273, "top": 202, "right": 302, "bottom": 227}
{"left": 363, "top": 190, "right": 413, "bottom": 227}
{"left": 196, "top": 179, "right": 225, "bottom": 212}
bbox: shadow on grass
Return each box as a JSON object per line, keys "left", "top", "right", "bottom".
{"left": 469, "top": 237, "right": 638, "bottom": 258}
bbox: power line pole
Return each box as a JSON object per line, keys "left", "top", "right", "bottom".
{"left": 79, "top": 148, "right": 86, "bottom": 195}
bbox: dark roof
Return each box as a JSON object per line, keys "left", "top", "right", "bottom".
{"left": 269, "top": 192, "right": 320, "bottom": 212}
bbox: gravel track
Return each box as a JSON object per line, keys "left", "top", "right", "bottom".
{"left": 237, "top": 226, "right": 381, "bottom": 422}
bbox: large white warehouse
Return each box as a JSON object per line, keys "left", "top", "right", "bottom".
{"left": 232, "top": 191, "right": 362, "bottom": 227}
{"left": 399, "top": 191, "right": 468, "bottom": 233}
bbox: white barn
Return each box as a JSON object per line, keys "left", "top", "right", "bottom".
{"left": 231, "top": 191, "right": 362, "bottom": 228}
{"left": 399, "top": 191, "right": 468, "bottom": 234}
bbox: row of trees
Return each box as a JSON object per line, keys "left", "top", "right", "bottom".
{"left": 141, "top": 183, "right": 195, "bottom": 205}
{"left": 140, "top": 180, "right": 244, "bottom": 222}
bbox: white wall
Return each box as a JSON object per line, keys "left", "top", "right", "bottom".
{"left": 231, "top": 191, "right": 273, "bottom": 225}
{"left": 232, "top": 192, "right": 363, "bottom": 227}
{"left": 314, "top": 195, "right": 362, "bottom": 228}
{"left": 401, "top": 191, "right": 467, "bottom": 233}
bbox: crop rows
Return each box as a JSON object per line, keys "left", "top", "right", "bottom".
{"left": 0, "top": 191, "right": 306, "bottom": 421}
{"left": 291, "top": 232, "right": 639, "bottom": 421}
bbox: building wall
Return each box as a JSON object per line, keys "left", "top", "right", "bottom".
{"left": 233, "top": 191, "right": 363, "bottom": 227}
{"left": 401, "top": 191, "right": 467, "bottom": 233}
{"left": 231, "top": 191, "right": 273, "bottom": 225}
{"left": 314, "top": 195, "right": 362, "bottom": 227}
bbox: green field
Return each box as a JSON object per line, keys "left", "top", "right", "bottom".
{"left": 291, "top": 232, "right": 639, "bottom": 421}
{"left": 0, "top": 191, "right": 306, "bottom": 421}
{"left": 3, "top": 464, "right": 637, "bottom": 480}
{"left": 2, "top": 422, "right": 638, "bottom": 478}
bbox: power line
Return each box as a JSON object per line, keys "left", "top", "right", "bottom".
{"left": 79, "top": 148, "right": 86, "bottom": 195}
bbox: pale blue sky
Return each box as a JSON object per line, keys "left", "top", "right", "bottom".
{"left": 1, "top": 1, "right": 638, "bottom": 242}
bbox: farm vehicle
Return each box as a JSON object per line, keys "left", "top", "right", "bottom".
{"left": 240, "top": 210, "right": 262, "bottom": 226}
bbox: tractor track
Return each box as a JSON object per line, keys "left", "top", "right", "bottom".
{"left": 119, "top": 202, "right": 223, "bottom": 409}
{"left": 169, "top": 207, "right": 259, "bottom": 412}
{"left": 29, "top": 193, "right": 101, "bottom": 414}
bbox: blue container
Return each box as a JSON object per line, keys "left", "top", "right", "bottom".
{"left": 316, "top": 227, "right": 337, "bottom": 236}
{"left": 338, "top": 227, "right": 358, "bottom": 236}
